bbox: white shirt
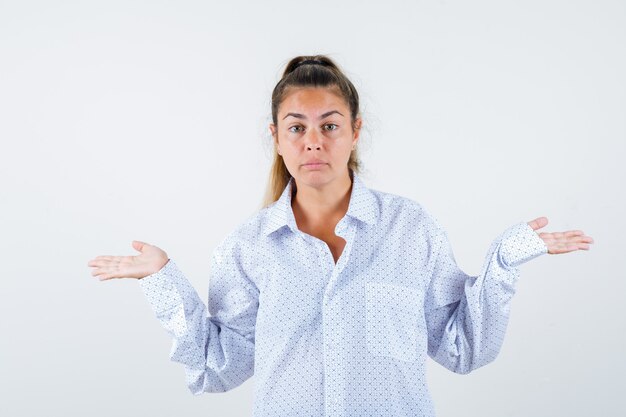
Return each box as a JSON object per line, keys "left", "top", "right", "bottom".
{"left": 139, "top": 170, "right": 548, "bottom": 416}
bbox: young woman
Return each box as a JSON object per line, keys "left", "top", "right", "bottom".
{"left": 87, "top": 55, "right": 594, "bottom": 417}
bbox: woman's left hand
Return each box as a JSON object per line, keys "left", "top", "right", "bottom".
{"left": 527, "top": 217, "right": 594, "bottom": 255}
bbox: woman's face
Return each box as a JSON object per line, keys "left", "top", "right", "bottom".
{"left": 270, "top": 86, "right": 361, "bottom": 189}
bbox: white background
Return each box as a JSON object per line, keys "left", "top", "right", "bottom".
{"left": 1, "top": 0, "right": 624, "bottom": 416}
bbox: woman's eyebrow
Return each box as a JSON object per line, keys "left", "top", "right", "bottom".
{"left": 282, "top": 110, "right": 344, "bottom": 120}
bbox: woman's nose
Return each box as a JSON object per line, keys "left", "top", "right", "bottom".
{"left": 305, "top": 129, "right": 322, "bottom": 150}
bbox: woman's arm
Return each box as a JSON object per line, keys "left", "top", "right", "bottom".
{"left": 423, "top": 221, "right": 547, "bottom": 374}
{"left": 139, "top": 239, "right": 258, "bottom": 394}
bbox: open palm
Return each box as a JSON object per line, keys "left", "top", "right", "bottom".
{"left": 527, "top": 217, "right": 594, "bottom": 254}
{"left": 87, "top": 240, "right": 169, "bottom": 281}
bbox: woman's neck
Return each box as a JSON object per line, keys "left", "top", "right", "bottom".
{"left": 291, "top": 172, "right": 353, "bottom": 227}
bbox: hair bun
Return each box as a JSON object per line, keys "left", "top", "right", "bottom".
{"left": 281, "top": 55, "right": 339, "bottom": 77}
{"left": 293, "top": 59, "right": 325, "bottom": 69}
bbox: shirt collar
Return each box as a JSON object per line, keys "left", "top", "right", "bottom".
{"left": 262, "top": 170, "right": 380, "bottom": 236}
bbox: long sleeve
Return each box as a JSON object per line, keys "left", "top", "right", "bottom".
{"left": 138, "top": 240, "right": 259, "bottom": 394}
{"left": 424, "top": 221, "right": 547, "bottom": 374}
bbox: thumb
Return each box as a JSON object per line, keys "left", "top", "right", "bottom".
{"left": 132, "top": 240, "right": 149, "bottom": 253}
{"left": 527, "top": 216, "right": 548, "bottom": 231}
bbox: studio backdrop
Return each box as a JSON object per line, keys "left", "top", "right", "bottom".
{"left": 0, "top": 1, "right": 623, "bottom": 416}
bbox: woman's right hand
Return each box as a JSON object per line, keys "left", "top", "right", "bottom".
{"left": 87, "top": 240, "right": 169, "bottom": 281}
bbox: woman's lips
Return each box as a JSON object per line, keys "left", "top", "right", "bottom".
{"left": 303, "top": 162, "right": 327, "bottom": 169}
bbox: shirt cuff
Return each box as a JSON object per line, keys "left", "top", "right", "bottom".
{"left": 498, "top": 221, "right": 548, "bottom": 269}
{"left": 138, "top": 259, "right": 184, "bottom": 315}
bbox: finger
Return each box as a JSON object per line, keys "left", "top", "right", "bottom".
{"left": 90, "top": 267, "right": 114, "bottom": 277}
{"left": 87, "top": 257, "right": 122, "bottom": 268}
{"left": 563, "top": 230, "right": 593, "bottom": 241}
{"left": 563, "top": 230, "right": 584, "bottom": 237}
{"left": 576, "top": 233, "right": 594, "bottom": 243}
{"left": 88, "top": 259, "right": 107, "bottom": 268}
{"left": 93, "top": 263, "right": 124, "bottom": 279}
{"left": 99, "top": 272, "right": 133, "bottom": 281}
{"left": 542, "top": 233, "right": 594, "bottom": 248}
{"left": 550, "top": 230, "right": 592, "bottom": 241}
{"left": 92, "top": 267, "right": 110, "bottom": 278}
{"left": 547, "top": 240, "right": 571, "bottom": 254}
{"left": 97, "top": 270, "right": 122, "bottom": 281}
{"left": 527, "top": 217, "right": 548, "bottom": 231}
{"left": 568, "top": 235, "right": 594, "bottom": 244}
{"left": 93, "top": 255, "right": 115, "bottom": 261}
{"left": 548, "top": 241, "right": 590, "bottom": 254}
{"left": 87, "top": 256, "right": 111, "bottom": 266}
{"left": 548, "top": 246, "right": 574, "bottom": 254}
{"left": 132, "top": 240, "right": 149, "bottom": 252}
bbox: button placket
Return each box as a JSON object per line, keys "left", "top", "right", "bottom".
{"left": 322, "top": 294, "right": 345, "bottom": 414}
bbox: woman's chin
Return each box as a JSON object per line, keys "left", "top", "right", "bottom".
{"left": 295, "top": 171, "right": 332, "bottom": 188}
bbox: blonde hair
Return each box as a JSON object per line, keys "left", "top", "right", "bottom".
{"left": 261, "top": 55, "right": 363, "bottom": 208}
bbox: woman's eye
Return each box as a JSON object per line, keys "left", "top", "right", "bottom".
{"left": 324, "top": 124, "right": 338, "bottom": 131}
{"left": 288, "top": 126, "right": 303, "bottom": 133}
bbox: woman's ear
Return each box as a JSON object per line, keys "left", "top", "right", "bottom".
{"left": 269, "top": 124, "right": 280, "bottom": 154}
{"left": 353, "top": 117, "right": 362, "bottom": 139}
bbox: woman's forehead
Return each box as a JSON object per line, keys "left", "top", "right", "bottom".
{"left": 280, "top": 87, "right": 348, "bottom": 113}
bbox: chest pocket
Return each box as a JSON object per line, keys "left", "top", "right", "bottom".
{"left": 365, "top": 281, "right": 421, "bottom": 362}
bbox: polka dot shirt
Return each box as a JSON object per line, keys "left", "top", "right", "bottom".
{"left": 139, "top": 170, "right": 548, "bottom": 416}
